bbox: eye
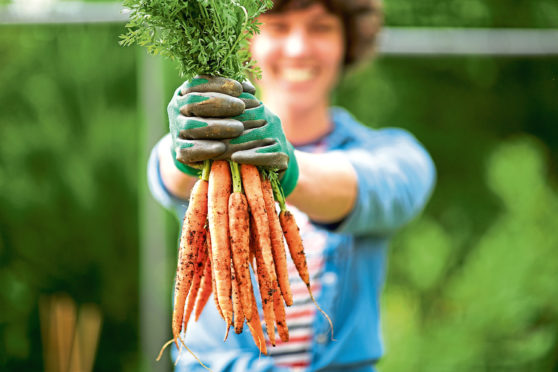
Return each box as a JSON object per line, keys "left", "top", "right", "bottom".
{"left": 309, "top": 20, "right": 339, "bottom": 34}
{"left": 264, "top": 21, "right": 289, "bottom": 35}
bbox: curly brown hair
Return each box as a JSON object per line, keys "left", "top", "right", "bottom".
{"left": 268, "top": 0, "right": 383, "bottom": 69}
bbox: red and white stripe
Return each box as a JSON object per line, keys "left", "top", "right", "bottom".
{"left": 263, "top": 204, "right": 327, "bottom": 371}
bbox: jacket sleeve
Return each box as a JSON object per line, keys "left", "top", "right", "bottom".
{"left": 147, "top": 134, "right": 189, "bottom": 219}
{"left": 333, "top": 127, "right": 436, "bottom": 237}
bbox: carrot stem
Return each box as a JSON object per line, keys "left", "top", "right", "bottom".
{"left": 229, "top": 161, "right": 242, "bottom": 194}
{"left": 202, "top": 160, "right": 211, "bottom": 182}
{"left": 269, "top": 171, "right": 287, "bottom": 212}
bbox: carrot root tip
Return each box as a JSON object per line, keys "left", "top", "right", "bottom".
{"left": 174, "top": 344, "right": 183, "bottom": 366}
{"left": 156, "top": 338, "right": 175, "bottom": 361}
{"left": 178, "top": 336, "right": 212, "bottom": 372}
{"left": 308, "top": 285, "right": 336, "bottom": 341}
{"left": 224, "top": 324, "right": 231, "bottom": 342}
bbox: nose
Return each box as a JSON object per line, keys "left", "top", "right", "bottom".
{"left": 284, "top": 27, "right": 310, "bottom": 58}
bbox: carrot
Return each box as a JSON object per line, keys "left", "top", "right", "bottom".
{"left": 208, "top": 160, "right": 233, "bottom": 331}
{"left": 270, "top": 173, "right": 335, "bottom": 340}
{"left": 278, "top": 210, "right": 309, "bottom": 284}
{"left": 240, "top": 164, "right": 278, "bottom": 288}
{"left": 280, "top": 209, "right": 334, "bottom": 340}
{"left": 172, "top": 177, "right": 208, "bottom": 347}
{"left": 261, "top": 172, "right": 293, "bottom": 307}
{"left": 273, "top": 282, "right": 289, "bottom": 343}
{"left": 228, "top": 162, "right": 253, "bottom": 322}
{"left": 246, "top": 279, "right": 267, "bottom": 355}
{"left": 250, "top": 215, "right": 277, "bottom": 346}
{"left": 182, "top": 238, "right": 208, "bottom": 332}
{"left": 194, "top": 253, "right": 212, "bottom": 322}
{"left": 206, "top": 221, "right": 224, "bottom": 322}
{"left": 231, "top": 264, "right": 244, "bottom": 334}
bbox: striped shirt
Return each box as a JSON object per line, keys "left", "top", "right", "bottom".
{"left": 150, "top": 107, "right": 436, "bottom": 372}
{"left": 264, "top": 204, "right": 328, "bottom": 371}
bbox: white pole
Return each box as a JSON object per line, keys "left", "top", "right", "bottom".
{"left": 138, "top": 50, "right": 170, "bottom": 372}
{"left": 1, "top": 3, "right": 558, "bottom": 56}
{"left": 378, "top": 27, "right": 558, "bottom": 56}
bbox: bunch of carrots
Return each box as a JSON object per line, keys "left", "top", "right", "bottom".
{"left": 159, "top": 159, "right": 331, "bottom": 362}
{"left": 121, "top": 0, "right": 328, "bottom": 365}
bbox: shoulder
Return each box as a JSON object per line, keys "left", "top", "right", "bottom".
{"left": 329, "top": 106, "right": 420, "bottom": 148}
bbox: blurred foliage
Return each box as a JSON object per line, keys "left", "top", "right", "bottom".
{"left": 1, "top": 0, "right": 558, "bottom": 371}
{"left": 336, "top": 56, "right": 558, "bottom": 371}
{"left": 0, "top": 24, "right": 139, "bottom": 371}
{"left": 385, "top": 0, "right": 558, "bottom": 28}
{"left": 377, "top": 138, "right": 558, "bottom": 372}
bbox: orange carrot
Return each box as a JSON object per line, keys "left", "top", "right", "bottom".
{"left": 228, "top": 162, "right": 254, "bottom": 322}
{"left": 246, "top": 279, "right": 267, "bottom": 355}
{"left": 273, "top": 282, "right": 289, "bottom": 343}
{"left": 279, "top": 210, "right": 309, "bottom": 284}
{"left": 182, "top": 238, "right": 208, "bottom": 332}
{"left": 231, "top": 264, "right": 244, "bottom": 334}
{"left": 172, "top": 178, "right": 208, "bottom": 347}
{"left": 206, "top": 221, "right": 224, "bottom": 322}
{"left": 261, "top": 174, "right": 293, "bottom": 307}
{"left": 208, "top": 160, "right": 233, "bottom": 330}
{"left": 280, "top": 209, "right": 334, "bottom": 339}
{"left": 251, "top": 215, "right": 277, "bottom": 346}
{"left": 240, "top": 164, "right": 277, "bottom": 287}
{"left": 194, "top": 253, "right": 212, "bottom": 322}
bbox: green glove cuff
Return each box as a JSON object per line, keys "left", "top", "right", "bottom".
{"left": 279, "top": 144, "right": 299, "bottom": 197}
{"left": 171, "top": 146, "right": 201, "bottom": 177}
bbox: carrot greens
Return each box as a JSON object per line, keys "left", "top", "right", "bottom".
{"left": 120, "top": 0, "right": 273, "bottom": 81}
{"left": 122, "top": 0, "right": 331, "bottom": 359}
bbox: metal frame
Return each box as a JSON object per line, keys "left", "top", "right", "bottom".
{"left": 3, "top": 2, "right": 556, "bottom": 371}
{"left": 2, "top": 2, "right": 558, "bottom": 56}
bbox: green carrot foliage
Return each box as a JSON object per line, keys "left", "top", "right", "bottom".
{"left": 120, "top": 0, "right": 273, "bottom": 81}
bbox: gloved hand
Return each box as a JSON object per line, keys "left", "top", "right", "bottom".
{"left": 225, "top": 83, "right": 299, "bottom": 196}
{"left": 167, "top": 76, "right": 299, "bottom": 196}
{"left": 167, "top": 75, "right": 246, "bottom": 175}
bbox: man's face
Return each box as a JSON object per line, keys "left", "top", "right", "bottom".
{"left": 250, "top": 3, "right": 345, "bottom": 111}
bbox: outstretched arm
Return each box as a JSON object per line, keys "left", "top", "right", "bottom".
{"left": 287, "top": 150, "right": 358, "bottom": 224}
{"left": 155, "top": 126, "right": 435, "bottom": 236}
{"left": 291, "top": 128, "right": 436, "bottom": 236}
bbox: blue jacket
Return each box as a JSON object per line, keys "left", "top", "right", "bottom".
{"left": 147, "top": 107, "right": 436, "bottom": 371}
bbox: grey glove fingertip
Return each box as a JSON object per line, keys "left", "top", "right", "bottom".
{"left": 179, "top": 92, "right": 245, "bottom": 118}
{"left": 175, "top": 140, "right": 226, "bottom": 163}
{"left": 239, "top": 94, "right": 261, "bottom": 109}
{"left": 181, "top": 75, "right": 243, "bottom": 97}
{"left": 241, "top": 80, "right": 256, "bottom": 95}
{"left": 179, "top": 118, "right": 244, "bottom": 140}
{"left": 231, "top": 151, "right": 289, "bottom": 171}
{"left": 170, "top": 146, "right": 201, "bottom": 176}
{"left": 242, "top": 119, "right": 267, "bottom": 130}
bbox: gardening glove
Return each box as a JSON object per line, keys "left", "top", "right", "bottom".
{"left": 167, "top": 75, "right": 246, "bottom": 175}
{"left": 222, "top": 82, "right": 299, "bottom": 196}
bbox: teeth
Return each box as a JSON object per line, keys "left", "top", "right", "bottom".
{"left": 283, "top": 68, "right": 315, "bottom": 82}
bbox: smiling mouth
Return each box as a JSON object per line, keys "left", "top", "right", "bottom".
{"left": 281, "top": 67, "right": 317, "bottom": 83}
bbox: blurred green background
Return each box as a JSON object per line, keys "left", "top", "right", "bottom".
{"left": 1, "top": 0, "right": 557, "bottom": 371}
